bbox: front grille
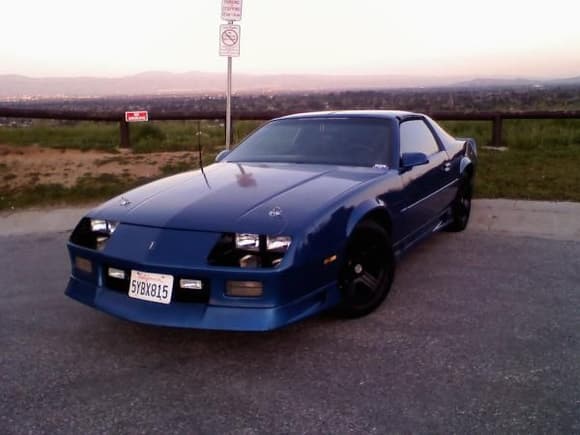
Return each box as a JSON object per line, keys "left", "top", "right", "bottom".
{"left": 103, "top": 266, "right": 210, "bottom": 304}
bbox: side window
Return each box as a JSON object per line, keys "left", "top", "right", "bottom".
{"left": 400, "top": 120, "right": 440, "bottom": 156}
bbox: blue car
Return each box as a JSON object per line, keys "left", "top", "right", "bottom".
{"left": 66, "top": 110, "right": 477, "bottom": 331}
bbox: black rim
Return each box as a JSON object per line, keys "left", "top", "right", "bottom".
{"left": 457, "top": 182, "right": 472, "bottom": 226}
{"left": 339, "top": 229, "right": 390, "bottom": 310}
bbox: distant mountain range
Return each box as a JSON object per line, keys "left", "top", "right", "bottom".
{"left": 453, "top": 76, "right": 580, "bottom": 88}
{"left": 0, "top": 71, "right": 579, "bottom": 100}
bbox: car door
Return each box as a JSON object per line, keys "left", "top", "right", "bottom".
{"left": 398, "top": 118, "right": 452, "bottom": 238}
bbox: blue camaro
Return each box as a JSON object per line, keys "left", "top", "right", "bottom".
{"left": 66, "top": 110, "right": 477, "bottom": 331}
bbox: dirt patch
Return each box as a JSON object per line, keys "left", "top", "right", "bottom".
{"left": 0, "top": 144, "right": 197, "bottom": 190}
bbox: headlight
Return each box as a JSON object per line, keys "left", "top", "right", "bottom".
{"left": 70, "top": 217, "right": 119, "bottom": 250}
{"left": 91, "top": 219, "right": 118, "bottom": 250}
{"left": 266, "top": 236, "right": 292, "bottom": 252}
{"left": 90, "top": 219, "right": 118, "bottom": 235}
{"left": 235, "top": 234, "right": 292, "bottom": 253}
{"left": 235, "top": 233, "right": 260, "bottom": 251}
{"left": 209, "top": 233, "right": 293, "bottom": 268}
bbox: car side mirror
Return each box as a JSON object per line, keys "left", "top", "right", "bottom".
{"left": 215, "top": 149, "right": 231, "bottom": 162}
{"left": 400, "top": 152, "right": 429, "bottom": 172}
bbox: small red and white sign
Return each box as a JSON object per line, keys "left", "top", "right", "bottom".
{"left": 125, "top": 111, "right": 149, "bottom": 122}
{"left": 221, "top": 0, "right": 243, "bottom": 21}
{"left": 219, "top": 24, "right": 241, "bottom": 57}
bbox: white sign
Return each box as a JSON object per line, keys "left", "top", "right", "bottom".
{"left": 219, "top": 24, "right": 241, "bottom": 57}
{"left": 221, "top": 0, "right": 243, "bottom": 21}
{"left": 125, "top": 111, "right": 148, "bottom": 122}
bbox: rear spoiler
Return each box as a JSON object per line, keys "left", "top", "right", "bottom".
{"left": 456, "top": 137, "right": 478, "bottom": 157}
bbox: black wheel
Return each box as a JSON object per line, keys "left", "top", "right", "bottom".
{"left": 337, "top": 221, "right": 395, "bottom": 318}
{"left": 447, "top": 175, "right": 473, "bottom": 232}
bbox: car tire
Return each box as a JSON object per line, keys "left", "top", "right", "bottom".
{"left": 337, "top": 220, "right": 395, "bottom": 318}
{"left": 446, "top": 174, "right": 473, "bottom": 232}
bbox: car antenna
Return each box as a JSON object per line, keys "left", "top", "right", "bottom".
{"left": 197, "top": 120, "right": 210, "bottom": 189}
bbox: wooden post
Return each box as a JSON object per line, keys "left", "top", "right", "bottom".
{"left": 120, "top": 120, "right": 130, "bottom": 148}
{"left": 491, "top": 115, "right": 503, "bottom": 147}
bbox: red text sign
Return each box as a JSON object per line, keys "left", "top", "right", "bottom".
{"left": 125, "top": 111, "right": 149, "bottom": 122}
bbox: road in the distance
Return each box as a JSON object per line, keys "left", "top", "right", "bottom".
{"left": 0, "top": 230, "right": 579, "bottom": 434}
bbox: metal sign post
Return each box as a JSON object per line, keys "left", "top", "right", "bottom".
{"left": 219, "top": 1, "right": 243, "bottom": 149}
{"left": 226, "top": 54, "right": 232, "bottom": 149}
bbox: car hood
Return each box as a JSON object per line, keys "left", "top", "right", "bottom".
{"left": 90, "top": 162, "right": 382, "bottom": 234}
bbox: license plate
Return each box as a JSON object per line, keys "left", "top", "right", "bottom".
{"left": 129, "top": 270, "right": 174, "bottom": 304}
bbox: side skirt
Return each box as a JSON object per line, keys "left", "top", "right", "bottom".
{"left": 392, "top": 207, "right": 453, "bottom": 260}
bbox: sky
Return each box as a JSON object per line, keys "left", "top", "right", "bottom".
{"left": 1, "top": 0, "right": 579, "bottom": 78}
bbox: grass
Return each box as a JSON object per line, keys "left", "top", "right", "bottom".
{"left": 440, "top": 119, "right": 580, "bottom": 201}
{"left": 440, "top": 119, "right": 580, "bottom": 149}
{"left": 0, "top": 174, "right": 153, "bottom": 211}
{"left": 475, "top": 145, "right": 580, "bottom": 201}
{"left": 160, "top": 158, "right": 198, "bottom": 176}
{"left": 0, "top": 121, "right": 120, "bottom": 151}
{"left": 0, "top": 150, "right": 222, "bottom": 212}
{"left": 0, "top": 119, "right": 263, "bottom": 153}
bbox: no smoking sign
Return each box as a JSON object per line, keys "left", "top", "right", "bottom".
{"left": 219, "top": 24, "right": 241, "bottom": 57}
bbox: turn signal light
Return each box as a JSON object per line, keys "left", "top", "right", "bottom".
{"left": 226, "top": 281, "right": 263, "bottom": 297}
{"left": 75, "top": 257, "right": 92, "bottom": 274}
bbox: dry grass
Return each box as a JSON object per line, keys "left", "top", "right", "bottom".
{"left": 0, "top": 144, "right": 207, "bottom": 211}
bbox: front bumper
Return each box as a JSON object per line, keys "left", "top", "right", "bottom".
{"left": 65, "top": 277, "right": 338, "bottom": 331}
{"left": 65, "top": 224, "right": 341, "bottom": 331}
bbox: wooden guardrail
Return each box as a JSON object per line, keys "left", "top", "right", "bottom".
{"left": 0, "top": 107, "right": 579, "bottom": 148}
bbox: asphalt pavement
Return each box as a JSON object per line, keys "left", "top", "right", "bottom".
{"left": 0, "top": 224, "right": 579, "bottom": 434}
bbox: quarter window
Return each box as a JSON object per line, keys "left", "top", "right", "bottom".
{"left": 400, "top": 120, "right": 440, "bottom": 156}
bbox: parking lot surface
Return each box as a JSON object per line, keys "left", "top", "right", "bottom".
{"left": 1, "top": 229, "right": 579, "bottom": 434}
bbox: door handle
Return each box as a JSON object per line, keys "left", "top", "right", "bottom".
{"left": 443, "top": 162, "right": 451, "bottom": 172}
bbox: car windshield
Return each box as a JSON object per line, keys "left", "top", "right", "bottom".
{"left": 225, "top": 118, "right": 392, "bottom": 167}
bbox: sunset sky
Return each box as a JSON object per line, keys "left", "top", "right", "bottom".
{"left": 1, "top": 0, "right": 579, "bottom": 78}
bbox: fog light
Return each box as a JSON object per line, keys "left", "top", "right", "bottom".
{"left": 226, "top": 281, "right": 263, "bottom": 297}
{"left": 180, "top": 279, "right": 203, "bottom": 290}
{"left": 107, "top": 267, "right": 125, "bottom": 280}
{"left": 75, "top": 256, "right": 92, "bottom": 273}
